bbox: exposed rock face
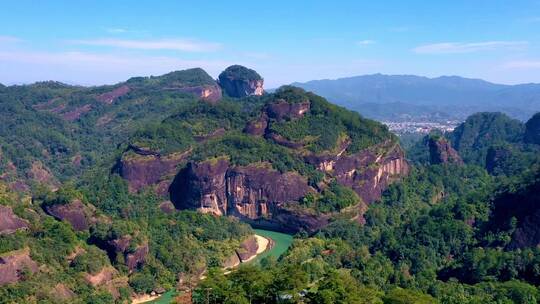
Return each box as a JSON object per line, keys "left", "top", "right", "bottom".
{"left": 235, "top": 236, "right": 259, "bottom": 262}
{"left": 52, "top": 283, "right": 75, "bottom": 301}
{"left": 270, "top": 208, "right": 331, "bottom": 233}
{"left": 84, "top": 267, "right": 117, "bottom": 287}
{"left": 108, "top": 235, "right": 132, "bottom": 254}
{"left": 218, "top": 65, "right": 264, "bottom": 98}
{"left": 171, "top": 158, "right": 230, "bottom": 215}
{"left": 177, "top": 84, "right": 222, "bottom": 103}
{"left": 307, "top": 142, "right": 409, "bottom": 205}
{"left": 170, "top": 160, "right": 316, "bottom": 232}
{"left": 44, "top": 199, "right": 95, "bottom": 231}
{"left": 244, "top": 114, "right": 268, "bottom": 137}
{"left": 223, "top": 253, "right": 240, "bottom": 269}
{"left": 266, "top": 100, "right": 310, "bottom": 121}
{"left": 26, "top": 161, "right": 59, "bottom": 190}
{"left": 96, "top": 85, "right": 131, "bottom": 104}
{"left": 92, "top": 234, "right": 148, "bottom": 272}
{"left": 171, "top": 141, "right": 407, "bottom": 231}
{"left": 0, "top": 205, "right": 29, "bottom": 234}
{"left": 126, "top": 243, "right": 149, "bottom": 272}
{"left": 0, "top": 248, "right": 39, "bottom": 286}
{"left": 226, "top": 165, "right": 312, "bottom": 219}
{"left": 117, "top": 146, "right": 190, "bottom": 193}
{"left": 62, "top": 104, "right": 92, "bottom": 121}
{"left": 428, "top": 137, "right": 463, "bottom": 165}
{"left": 525, "top": 112, "right": 540, "bottom": 145}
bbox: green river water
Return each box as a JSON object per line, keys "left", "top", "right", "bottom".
{"left": 146, "top": 229, "right": 293, "bottom": 304}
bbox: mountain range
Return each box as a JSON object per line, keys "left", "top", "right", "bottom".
{"left": 293, "top": 74, "right": 540, "bottom": 121}
{"left": 1, "top": 65, "right": 540, "bottom": 303}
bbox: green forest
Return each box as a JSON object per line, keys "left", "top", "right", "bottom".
{"left": 1, "top": 65, "right": 540, "bottom": 304}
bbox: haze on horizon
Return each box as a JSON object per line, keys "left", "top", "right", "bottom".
{"left": 1, "top": 0, "right": 540, "bottom": 88}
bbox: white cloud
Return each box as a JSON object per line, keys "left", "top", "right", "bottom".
{"left": 71, "top": 38, "right": 222, "bottom": 52}
{"left": 413, "top": 41, "right": 529, "bottom": 54}
{"left": 502, "top": 60, "right": 540, "bottom": 69}
{"left": 356, "top": 40, "right": 376, "bottom": 46}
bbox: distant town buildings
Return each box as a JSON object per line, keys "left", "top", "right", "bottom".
{"left": 383, "top": 120, "right": 460, "bottom": 135}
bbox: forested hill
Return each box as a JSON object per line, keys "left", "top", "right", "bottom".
{"left": 293, "top": 74, "right": 540, "bottom": 121}
{"left": 2, "top": 65, "right": 540, "bottom": 303}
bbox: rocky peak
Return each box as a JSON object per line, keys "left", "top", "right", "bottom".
{"left": 525, "top": 112, "right": 540, "bottom": 145}
{"left": 428, "top": 137, "right": 463, "bottom": 165}
{"left": 218, "top": 65, "right": 264, "bottom": 98}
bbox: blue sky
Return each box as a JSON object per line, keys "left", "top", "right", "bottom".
{"left": 1, "top": 0, "right": 539, "bottom": 87}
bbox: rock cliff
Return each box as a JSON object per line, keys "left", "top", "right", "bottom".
{"left": 44, "top": 199, "right": 96, "bottom": 231}
{"left": 218, "top": 65, "right": 264, "bottom": 98}
{"left": 117, "top": 145, "right": 190, "bottom": 194}
{"left": 170, "top": 159, "right": 321, "bottom": 232}
{"left": 306, "top": 141, "right": 409, "bottom": 204}
{"left": 90, "top": 233, "right": 149, "bottom": 272}
{"left": 170, "top": 141, "right": 408, "bottom": 232}
{"left": 428, "top": 137, "right": 463, "bottom": 165}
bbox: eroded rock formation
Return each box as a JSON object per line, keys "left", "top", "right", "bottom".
{"left": 235, "top": 236, "right": 259, "bottom": 262}
{"left": 171, "top": 140, "right": 408, "bottom": 232}
{"left": 170, "top": 160, "right": 319, "bottom": 232}
{"left": 0, "top": 248, "right": 39, "bottom": 286}
{"left": 307, "top": 141, "right": 409, "bottom": 204}
{"left": 126, "top": 243, "right": 149, "bottom": 272}
{"left": 0, "top": 205, "right": 29, "bottom": 234}
{"left": 266, "top": 100, "right": 310, "bottom": 121}
{"left": 44, "top": 199, "right": 96, "bottom": 231}
{"left": 176, "top": 84, "right": 222, "bottom": 103}
{"left": 244, "top": 114, "right": 268, "bottom": 136}
{"left": 117, "top": 145, "right": 190, "bottom": 193}
{"left": 26, "top": 161, "right": 59, "bottom": 190}
{"left": 428, "top": 137, "right": 463, "bottom": 165}
{"left": 218, "top": 65, "right": 264, "bottom": 98}
{"left": 96, "top": 85, "right": 131, "bottom": 104}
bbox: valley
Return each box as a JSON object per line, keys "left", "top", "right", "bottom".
{"left": 0, "top": 64, "right": 539, "bottom": 304}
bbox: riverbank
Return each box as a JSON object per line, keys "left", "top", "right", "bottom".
{"left": 250, "top": 229, "right": 294, "bottom": 264}
{"left": 132, "top": 232, "right": 279, "bottom": 303}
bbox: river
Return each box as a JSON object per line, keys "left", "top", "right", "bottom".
{"left": 140, "top": 228, "right": 293, "bottom": 304}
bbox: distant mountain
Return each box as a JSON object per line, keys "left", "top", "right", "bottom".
{"left": 292, "top": 74, "right": 540, "bottom": 121}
